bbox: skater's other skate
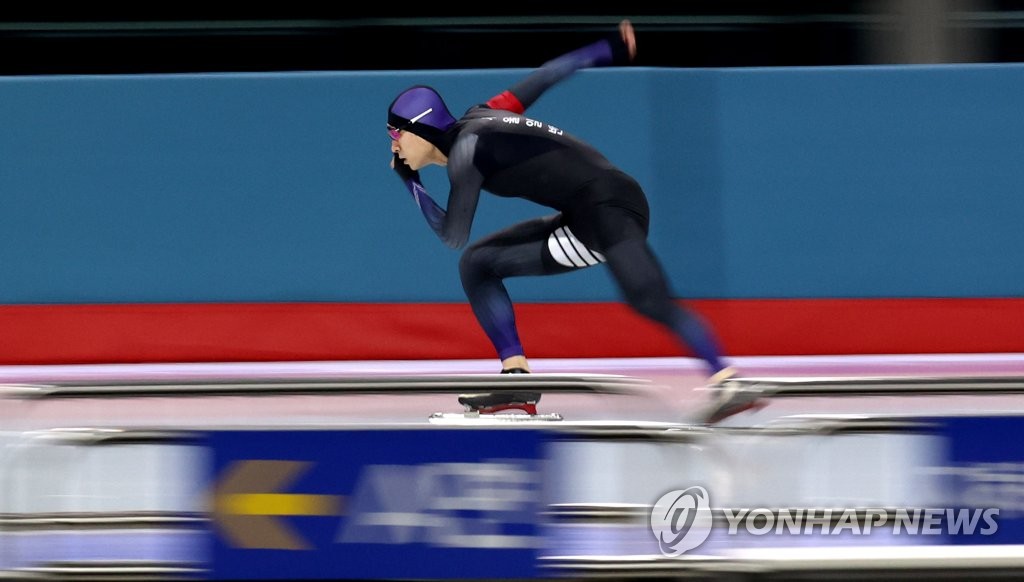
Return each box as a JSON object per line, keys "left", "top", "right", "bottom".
{"left": 698, "top": 367, "right": 768, "bottom": 425}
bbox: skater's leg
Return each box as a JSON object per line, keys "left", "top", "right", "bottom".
{"left": 459, "top": 214, "right": 576, "bottom": 371}
{"left": 458, "top": 215, "right": 606, "bottom": 413}
{"left": 561, "top": 172, "right": 728, "bottom": 377}
{"left": 602, "top": 237, "right": 728, "bottom": 377}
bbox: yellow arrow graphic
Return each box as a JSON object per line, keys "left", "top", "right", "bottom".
{"left": 211, "top": 460, "right": 343, "bottom": 550}
{"left": 219, "top": 493, "right": 341, "bottom": 516}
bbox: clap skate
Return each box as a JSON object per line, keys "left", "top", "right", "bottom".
{"left": 426, "top": 369, "right": 653, "bottom": 423}
{"left": 429, "top": 391, "right": 562, "bottom": 422}
{"left": 456, "top": 367, "right": 552, "bottom": 418}
{"left": 429, "top": 367, "right": 563, "bottom": 422}
{"left": 459, "top": 367, "right": 543, "bottom": 414}
{"left": 698, "top": 367, "right": 771, "bottom": 425}
{"left": 458, "top": 391, "right": 542, "bottom": 415}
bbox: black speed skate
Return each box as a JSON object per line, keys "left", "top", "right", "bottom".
{"left": 458, "top": 367, "right": 541, "bottom": 415}
{"left": 458, "top": 392, "right": 542, "bottom": 415}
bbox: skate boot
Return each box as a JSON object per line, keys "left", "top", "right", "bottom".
{"left": 458, "top": 368, "right": 541, "bottom": 415}
{"left": 699, "top": 367, "right": 768, "bottom": 425}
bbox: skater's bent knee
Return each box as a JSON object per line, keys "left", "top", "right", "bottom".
{"left": 625, "top": 291, "right": 673, "bottom": 323}
{"left": 458, "top": 245, "right": 492, "bottom": 278}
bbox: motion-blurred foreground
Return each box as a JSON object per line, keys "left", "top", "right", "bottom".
{"left": 2, "top": 354, "right": 1024, "bottom": 581}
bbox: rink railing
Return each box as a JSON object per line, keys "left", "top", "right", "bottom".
{"left": 3, "top": 374, "right": 1024, "bottom": 580}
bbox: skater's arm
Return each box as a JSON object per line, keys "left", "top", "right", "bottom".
{"left": 392, "top": 153, "right": 446, "bottom": 234}
{"left": 437, "top": 135, "right": 485, "bottom": 250}
{"left": 391, "top": 140, "right": 483, "bottom": 249}
{"left": 485, "top": 19, "right": 636, "bottom": 114}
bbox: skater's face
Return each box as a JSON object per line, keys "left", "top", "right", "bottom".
{"left": 389, "top": 128, "right": 436, "bottom": 171}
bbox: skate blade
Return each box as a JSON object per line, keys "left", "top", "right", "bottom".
{"left": 429, "top": 412, "right": 563, "bottom": 424}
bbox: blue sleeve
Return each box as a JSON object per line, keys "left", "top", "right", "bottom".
{"left": 406, "top": 178, "right": 446, "bottom": 234}
{"left": 397, "top": 135, "right": 483, "bottom": 250}
{"left": 392, "top": 153, "right": 447, "bottom": 236}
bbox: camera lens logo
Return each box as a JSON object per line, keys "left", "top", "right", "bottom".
{"left": 650, "top": 486, "right": 713, "bottom": 556}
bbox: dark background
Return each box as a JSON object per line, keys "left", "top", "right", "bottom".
{"left": 3, "top": 1, "right": 1024, "bottom": 75}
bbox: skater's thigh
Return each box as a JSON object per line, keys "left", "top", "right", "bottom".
{"left": 567, "top": 205, "right": 649, "bottom": 254}
{"left": 469, "top": 214, "right": 562, "bottom": 249}
{"left": 463, "top": 214, "right": 583, "bottom": 277}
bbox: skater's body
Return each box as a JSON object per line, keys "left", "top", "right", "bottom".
{"left": 387, "top": 21, "right": 747, "bottom": 421}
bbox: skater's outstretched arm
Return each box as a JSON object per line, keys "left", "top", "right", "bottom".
{"left": 485, "top": 19, "right": 637, "bottom": 114}
{"left": 417, "top": 20, "right": 635, "bottom": 247}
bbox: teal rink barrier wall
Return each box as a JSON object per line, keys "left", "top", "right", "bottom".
{"left": 2, "top": 64, "right": 1023, "bottom": 305}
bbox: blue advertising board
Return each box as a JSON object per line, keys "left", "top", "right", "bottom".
{"left": 936, "top": 415, "right": 1024, "bottom": 545}
{"left": 204, "top": 428, "right": 547, "bottom": 580}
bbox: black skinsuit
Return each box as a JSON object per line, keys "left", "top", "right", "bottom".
{"left": 398, "top": 30, "right": 726, "bottom": 374}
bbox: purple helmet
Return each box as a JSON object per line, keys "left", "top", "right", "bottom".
{"left": 387, "top": 85, "right": 457, "bottom": 151}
